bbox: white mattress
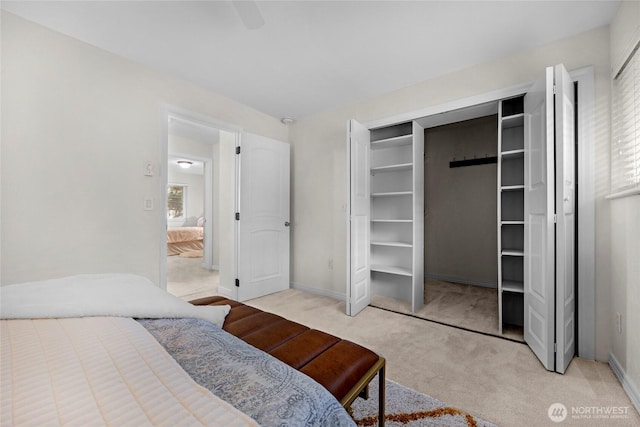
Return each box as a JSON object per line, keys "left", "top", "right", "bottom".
{"left": 1, "top": 316, "right": 258, "bottom": 427}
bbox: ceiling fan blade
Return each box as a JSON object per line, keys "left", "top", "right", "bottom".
{"left": 232, "top": 1, "right": 265, "bottom": 30}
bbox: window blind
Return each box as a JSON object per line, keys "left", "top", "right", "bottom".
{"left": 611, "top": 42, "right": 640, "bottom": 194}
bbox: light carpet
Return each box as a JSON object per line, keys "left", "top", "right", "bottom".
{"left": 179, "top": 249, "right": 204, "bottom": 258}
{"left": 351, "top": 377, "right": 495, "bottom": 427}
{"left": 352, "top": 376, "right": 496, "bottom": 427}
{"left": 370, "top": 279, "right": 524, "bottom": 342}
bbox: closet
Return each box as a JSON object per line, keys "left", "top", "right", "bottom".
{"left": 369, "top": 122, "right": 424, "bottom": 313}
{"left": 497, "top": 96, "right": 525, "bottom": 332}
{"left": 347, "top": 63, "right": 577, "bottom": 373}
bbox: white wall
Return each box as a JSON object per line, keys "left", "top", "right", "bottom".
{"left": 0, "top": 12, "right": 288, "bottom": 286}
{"left": 289, "top": 26, "right": 613, "bottom": 359}
{"left": 608, "top": 0, "right": 640, "bottom": 411}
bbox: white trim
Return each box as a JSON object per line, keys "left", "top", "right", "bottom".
{"left": 291, "top": 281, "right": 345, "bottom": 301}
{"left": 345, "top": 121, "right": 352, "bottom": 315}
{"left": 606, "top": 186, "right": 640, "bottom": 200}
{"left": 203, "top": 158, "right": 214, "bottom": 270}
{"left": 613, "top": 28, "right": 640, "bottom": 79}
{"left": 609, "top": 352, "right": 640, "bottom": 415}
{"left": 570, "top": 66, "right": 597, "bottom": 360}
{"left": 364, "top": 81, "right": 531, "bottom": 130}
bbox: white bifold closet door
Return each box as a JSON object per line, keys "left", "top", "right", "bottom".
{"left": 524, "top": 64, "right": 576, "bottom": 374}
{"left": 346, "top": 120, "right": 371, "bottom": 316}
{"left": 236, "top": 133, "right": 290, "bottom": 302}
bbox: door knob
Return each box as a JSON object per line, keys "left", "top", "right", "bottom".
{"left": 284, "top": 221, "right": 291, "bottom": 227}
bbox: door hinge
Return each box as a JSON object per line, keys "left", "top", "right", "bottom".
{"left": 235, "top": 279, "right": 240, "bottom": 287}
{"left": 553, "top": 214, "right": 557, "bottom": 223}
{"left": 554, "top": 342, "right": 557, "bottom": 353}
{"left": 553, "top": 84, "right": 557, "bottom": 95}
{"left": 235, "top": 212, "right": 240, "bottom": 221}
{"left": 236, "top": 146, "right": 241, "bottom": 155}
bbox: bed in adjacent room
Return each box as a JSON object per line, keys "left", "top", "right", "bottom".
{"left": 167, "top": 226, "right": 204, "bottom": 256}
{"left": 0, "top": 274, "right": 371, "bottom": 426}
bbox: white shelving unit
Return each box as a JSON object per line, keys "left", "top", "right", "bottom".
{"left": 497, "top": 96, "right": 525, "bottom": 333}
{"left": 370, "top": 121, "right": 424, "bottom": 312}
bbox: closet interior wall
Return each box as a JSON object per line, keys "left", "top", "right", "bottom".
{"left": 424, "top": 115, "right": 499, "bottom": 288}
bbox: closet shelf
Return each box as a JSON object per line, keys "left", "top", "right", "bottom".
{"left": 371, "top": 241, "right": 412, "bottom": 248}
{"left": 371, "top": 191, "right": 413, "bottom": 197}
{"left": 501, "top": 220, "right": 525, "bottom": 225}
{"left": 501, "top": 185, "right": 525, "bottom": 191}
{"left": 371, "top": 219, "right": 413, "bottom": 223}
{"left": 501, "top": 149, "right": 525, "bottom": 159}
{"left": 371, "top": 265, "right": 412, "bottom": 277}
{"left": 501, "top": 113, "right": 524, "bottom": 129}
{"left": 502, "top": 249, "right": 524, "bottom": 257}
{"left": 371, "top": 162, "right": 413, "bottom": 173}
{"left": 371, "top": 134, "right": 413, "bottom": 149}
{"left": 502, "top": 280, "right": 524, "bottom": 293}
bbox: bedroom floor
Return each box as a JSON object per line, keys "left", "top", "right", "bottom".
{"left": 165, "top": 275, "right": 638, "bottom": 425}
{"left": 371, "top": 279, "right": 524, "bottom": 342}
{"left": 166, "top": 256, "right": 218, "bottom": 301}
{"left": 247, "top": 289, "right": 640, "bottom": 427}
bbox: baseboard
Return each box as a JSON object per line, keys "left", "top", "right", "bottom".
{"left": 290, "top": 282, "right": 345, "bottom": 301}
{"left": 424, "top": 273, "right": 497, "bottom": 289}
{"left": 609, "top": 352, "right": 640, "bottom": 415}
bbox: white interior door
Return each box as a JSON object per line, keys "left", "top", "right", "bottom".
{"left": 347, "top": 119, "right": 371, "bottom": 316}
{"left": 203, "top": 160, "right": 214, "bottom": 269}
{"left": 524, "top": 64, "right": 576, "bottom": 373}
{"left": 236, "top": 133, "right": 290, "bottom": 301}
{"left": 524, "top": 66, "right": 556, "bottom": 371}
{"left": 554, "top": 64, "right": 576, "bottom": 374}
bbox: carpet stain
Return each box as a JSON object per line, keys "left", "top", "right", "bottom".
{"left": 355, "top": 406, "right": 480, "bottom": 426}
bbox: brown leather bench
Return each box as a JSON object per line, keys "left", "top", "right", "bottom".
{"left": 190, "top": 296, "right": 385, "bottom": 424}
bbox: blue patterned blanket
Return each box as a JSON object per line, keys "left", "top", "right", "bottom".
{"left": 139, "top": 318, "right": 356, "bottom": 426}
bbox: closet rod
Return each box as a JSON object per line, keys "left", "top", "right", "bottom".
{"left": 449, "top": 156, "right": 497, "bottom": 168}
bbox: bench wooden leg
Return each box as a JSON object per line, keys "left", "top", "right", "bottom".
{"left": 340, "top": 357, "right": 386, "bottom": 425}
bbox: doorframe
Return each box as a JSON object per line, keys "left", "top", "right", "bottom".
{"left": 159, "top": 104, "right": 243, "bottom": 292}
{"left": 359, "top": 66, "right": 596, "bottom": 359}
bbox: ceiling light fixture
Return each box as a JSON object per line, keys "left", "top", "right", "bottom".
{"left": 177, "top": 160, "right": 193, "bottom": 169}
{"left": 281, "top": 117, "right": 295, "bottom": 125}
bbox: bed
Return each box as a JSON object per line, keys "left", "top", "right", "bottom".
{"left": 0, "top": 274, "right": 362, "bottom": 426}
{"left": 167, "top": 226, "right": 203, "bottom": 256}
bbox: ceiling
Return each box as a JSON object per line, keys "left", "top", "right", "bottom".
{"left": 168, "top": 156, "right": 205, "bottom": 176}
{"left": 2, "top": 1, "right": 620, "bottom": 120}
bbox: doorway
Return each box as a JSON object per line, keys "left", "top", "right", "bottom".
{"left": 367, "top": 108, "right": 522, "bottom": 340}
{"left": 166, "top": 117, "right": 219, "bottom": 300}
{"left": 160, "top": 106, "right": 292, "bottom": 303}
{"left": 161, "top": 108, "right": 240, "bottom": 301}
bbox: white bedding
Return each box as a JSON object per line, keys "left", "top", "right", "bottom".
{"left": 1, "top": 316, "right": 258, "bottom": 426}
{"left": 0, "top": 274, "right": 229, "bottom": 327}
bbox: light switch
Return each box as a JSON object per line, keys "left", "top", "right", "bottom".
{"left": 144, "top": 197, "right": 154, "bottom": 211}
{"left": 143, "top": 161, "right": 154, "bottom": 177}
